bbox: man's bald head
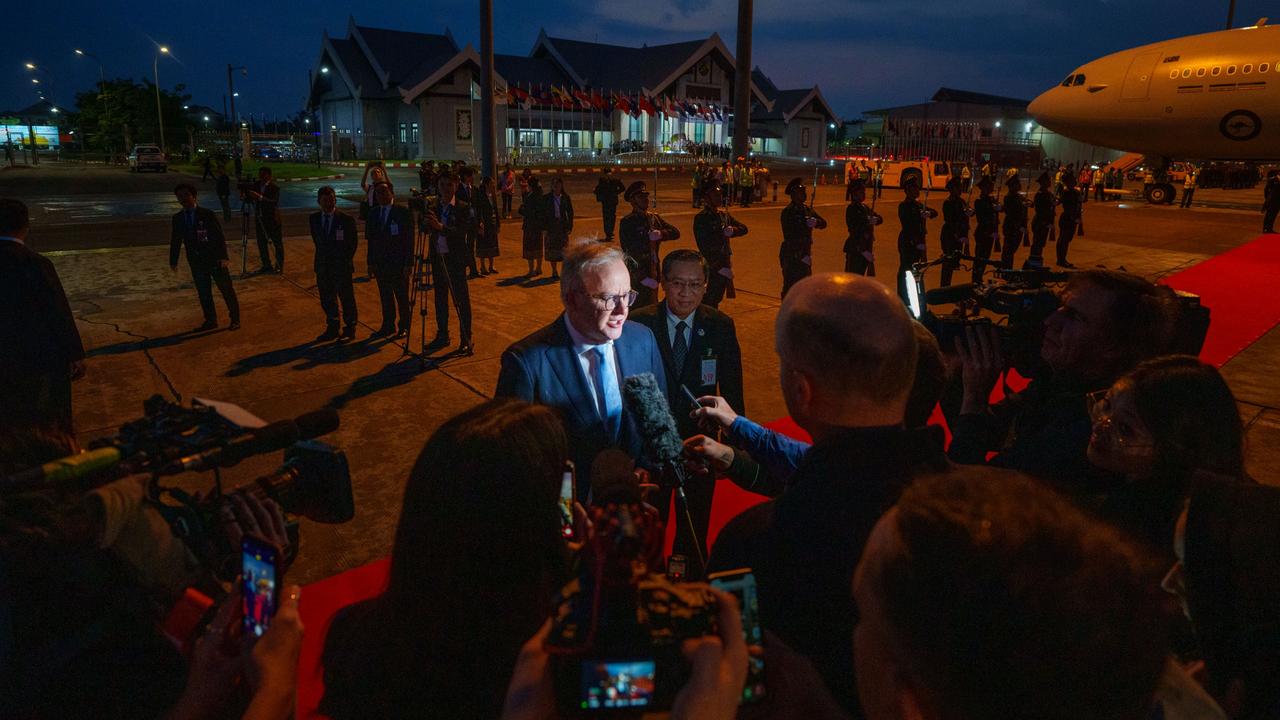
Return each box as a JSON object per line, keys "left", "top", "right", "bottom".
{"left": 776, "top": 274, "right": 918, "bottom": 411}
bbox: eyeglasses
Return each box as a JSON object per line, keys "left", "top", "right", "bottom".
{"left": 585, "top": 290, "right": 638, "bottom": 310}
{"left": 665, "top": 279, "right": 706, "bottom": 292}
{"left": 1086, "top": 391, "right": 1155, "bottom": 449}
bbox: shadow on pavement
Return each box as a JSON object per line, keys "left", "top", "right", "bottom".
{"left": 324, "top": 356, "right": 430, "bottom": 410}
{"left": 87, "top": 327, "right": 220, "bottom": 357}
{"left": 225, "top": 337, "right": 383, "bottom": 377}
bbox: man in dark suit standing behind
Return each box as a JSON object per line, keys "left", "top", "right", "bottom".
{"left": 309, "top": 186, "right": 359, "bottom": 342}
{"left": 496, "top": 240, "right": 667, "bottom": 496}
{"left": 630, "top": 248, "right": 744, "bottom": 571}
{"left": 365, "top": 182, "right": 414, "bottom": 338}
{"left": 243, "top": 166, "right": 283, "bottom": 273}
{"left": 170, "top": 183, "right": 240, "bottom": 332}
{"left": 0, "top": 199, "right": 86, "bottom": 430}
{"left": 421, "top": 173, "right": 474, "bottom": 355}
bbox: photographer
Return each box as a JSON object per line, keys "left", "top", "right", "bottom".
{"left": 947, "top": 269, "right": 1176, "bottom": 498}
{"left": 242, "top": 167, "right": 283, "bottom": 274}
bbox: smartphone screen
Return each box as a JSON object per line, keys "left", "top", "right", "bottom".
{"left": 709, "top": 568, "right": 766, "bottom": 703}
{"left": 241, "top": 535, "right": 279, "bottom": 638}
{"left": 559, "top": 460, "right": 576, "bottom": 541}
{"left": 580, "top": 659, "right": 656, "bottom": 710}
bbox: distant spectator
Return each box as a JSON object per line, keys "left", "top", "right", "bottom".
{"left": 321, "top": 399, "right": 574, "bottom": 720}
{"left": 853, "top": 468, "right": 1170, "bottom": 720}
{"left": 0, "top": 198, "right": 86, "bottom": 431}
{"left": 215, "top": 166, "right": 232, "bottom": 221}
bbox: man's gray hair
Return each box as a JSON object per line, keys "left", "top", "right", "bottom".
{"left": 561, "top": 238, "right": 628, "bottom": 301}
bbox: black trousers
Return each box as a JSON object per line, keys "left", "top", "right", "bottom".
{"left": 432, "top": 252, "right": 472, "bottom": 341}
{"left": 1057, "top": 217, "right": 1078, "bottom": 264}
{"left": 1180, "top": 188, "right": 1196, "bottom": 208}
{"left": 780, "top": 252, "right": 811, "bottom": 299}
{"left": 373, "top": 265, "right": 411, "bottom": 332}
{"left": 845, "top": 251, "right": 873, "bottom": 276}
{"left": 501, "top": 193, "right": 513, "bottom": 217}
{"left": 1030, "top": 221, "right": 1051, "bottom": 264}
{"left": 740, "top": 185, "right": 752, "bottom": 207}
{"left": 705, "top": 267, "right": 730, "bottom": 307}
{"left": 1094, "top": 185, "right": 1105, "bottom": 201}
{"left": 897, "top": 237, "right": 923, "bottom": 305}
{"left": 256, "top": 218, "right": 283, "bottom": 269}
{"left": 601, "top": 203, "right": 618, "bottom": 240}
{"left": 464, "top": 229, "right": 479, "bottom": 274}
{"left": 191, "top": 262, "right": 240, "bottom": 323}
{"left": 1000, "top": 224, "right": 1025, "bottom": 269}
{"left": 316, "top": 263, "right": 357, "bottom": 328}
{"left": 939, "top": 227, "right": 965, "bottom": 286}
{"left": 1266, "top": 205, "right": 1279, "bottom": 232}
{"left": 218, "top": 193, "right": 231, "bottom": 222}
{"left": 970, "top": 229, "right": 996, "bottom": 284}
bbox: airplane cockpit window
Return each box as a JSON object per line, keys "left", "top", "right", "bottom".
{"left": 1060, "top": 74, "right": 1074, "bottom": 87}
{"left": 1073, "top": 74, "right": 1086, "bottom": 86}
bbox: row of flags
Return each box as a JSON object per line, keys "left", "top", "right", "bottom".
{"left": 505, "top": 84, "right": 730, "bottom": 120}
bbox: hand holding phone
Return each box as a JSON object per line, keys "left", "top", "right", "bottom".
{"left": 559, "top": 460, "right": 577, "bottom": 542}
{"left": 241, "top": 535, "right": 281, "bottom": 638}
{"left": 708, "top": 568, "right": 766, "bottom": 704}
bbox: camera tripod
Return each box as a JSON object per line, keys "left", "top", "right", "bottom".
{"left": 239, "top": 196, "right": 254, "bottom": 278}
{"left": 398, "top": 211, "right": 436, "bottom": 369}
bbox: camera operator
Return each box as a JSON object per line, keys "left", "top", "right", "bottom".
{"left": 242, "top": 167, "right": 284, "bottom": 274}
{"left": 947, "top": 269, "right": 1177, "bottom": 498}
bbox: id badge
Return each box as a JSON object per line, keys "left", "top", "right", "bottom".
{"left": 389, "top": 222, "right": 399, "bottom": 236}
{"left": 196, "top": 225, "right": 208, "bottom": 243}
{"left": 701, "top": 356, "right": 717, "bottom": 387}
{"left": 336, "top": 228, "right": 344, "bottom": 243}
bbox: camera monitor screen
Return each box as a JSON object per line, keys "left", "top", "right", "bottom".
{"left": 580, "top": 659, "right": 656, "bottom": 710}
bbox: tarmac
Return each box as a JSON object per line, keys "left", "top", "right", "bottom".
{"left": 6, "top": 162, "right": 1279, "bottom": 584}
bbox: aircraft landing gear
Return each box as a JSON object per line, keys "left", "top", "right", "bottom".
{"left": 1145, "top": 183, "right": 1176, "bottom": 204}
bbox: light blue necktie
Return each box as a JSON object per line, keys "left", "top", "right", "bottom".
{"left": 595, "top": 346, "right": 622, "bottom": 440}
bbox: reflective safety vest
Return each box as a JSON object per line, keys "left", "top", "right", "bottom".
{"left": 740, "top": 165, "right": 755, "bottom": 187}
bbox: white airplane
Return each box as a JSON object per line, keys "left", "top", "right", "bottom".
{"left": 1029, "top": 19, "right": 1280, "bottom": 201}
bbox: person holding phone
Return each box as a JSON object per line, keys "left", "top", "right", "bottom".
{"left": 320, "top": 399, "right": 579, "bottom": 720}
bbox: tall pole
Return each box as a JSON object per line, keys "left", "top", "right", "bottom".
{"left": 479, "top": 0, "right": 496, "bottom": 178}
{"left": 153, "top": 53, "right": 166, "bottom": 151}
{"left": 228, "top": 64, "right": 238, "bottom": 124}
{"left": 1226, "top": 0, "right": 1236, "bottom": 29}
{"left": 732, "top": 0, "right": 753, "bottom": 159}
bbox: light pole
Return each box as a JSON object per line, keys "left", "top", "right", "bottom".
{"left": 153, "top": 46, "right": 171, "bottom": 151}
{"left": 74, "top": 49, "right": 111, "bottom": 155}
{"left": 228, "top": 65, "right": 247, "bottom": 125}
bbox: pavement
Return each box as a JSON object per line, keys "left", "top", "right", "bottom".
{"left": 8, "top": 162, "right": 1280, "bottom": 584}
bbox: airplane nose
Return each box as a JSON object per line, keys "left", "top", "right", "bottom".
{"left": 1027, "top": 88, "right": 1065, "bottom": 131}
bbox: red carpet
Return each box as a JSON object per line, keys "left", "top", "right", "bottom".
{"left": 295, "top": 234, "right": 1279, "bottom": 716}
{"left": 1160, "top": 233, "right": 1280, "bottom": 367}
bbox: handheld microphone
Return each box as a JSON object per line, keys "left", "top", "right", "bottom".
{"left": 621, "top": 373, "right": 684, "bottom": 468}
{"left": 166, "top": 408, "right": 340, "bottom": 475}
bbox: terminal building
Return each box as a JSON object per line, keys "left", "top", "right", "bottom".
{"left": 305, "top": 17, "right": 838, "bottom": 161}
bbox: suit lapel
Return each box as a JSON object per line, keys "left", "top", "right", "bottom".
{"left": 548, "top": 317, "right": 600, "bottom": 428}
{"left": 685, "top": 307, "right": 708, "bottom": 380}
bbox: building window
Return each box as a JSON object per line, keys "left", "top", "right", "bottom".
{"left": 801, "top": 127, "right": 810, "bottom": 149}
{"left": 694, "top": 121, "right": 706, "bottom": 143}
{"left": 629, "top": 115, "right": 642, "bottom": 139}
{"left": 519, "top": 130, "right": 540, "bottom": 147}
{"left": 399, "top": 123, "right": 408, "bottom": 143}
{"left": 1182, "top": 68, "right": 1192, "bottom": 78}
{"left": 555, "top": 131, "right": 579, "bottom": 149}
{"left": 410, "top": 122, "right": 419, "bottom": 143}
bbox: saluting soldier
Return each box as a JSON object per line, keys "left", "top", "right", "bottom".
{"left": 779, "top": 178, "right": 828, "bottom": 298}
{"left": 619, "top": 181, "right": 680, "bottom": 307}
{"left": 693, "top": 181, "right": 748, "bottom": 308}
{"left": 939, "top": 178, "right": 971, "bottom": 286}
{"left": 1000, "top": 175, "right": 1028, "bottom": 270}
{"left": 1027, "top": 172, "right": 1056, "bottom": 269}
{"left": 1057, "top": 173, "right": 1083, "bottom": 268}
{"left": 593, "top": 167, "right": 624, "bottom": 242}
{"left": 896, "top": 177, "right": 935, "bottom": 305}
{"left": 970, "top": 176, "right": 999, "bottom": 284}
{"left": 843, "top": 179, "right": 880, "bottom": 276}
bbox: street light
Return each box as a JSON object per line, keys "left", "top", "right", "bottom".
{"left": 154, "top": 45, "right": 171, "bottom": 152}
{"left": 24, "top": 62, "right": 35, "bottom": 70}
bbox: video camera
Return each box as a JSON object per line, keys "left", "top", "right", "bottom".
{"left": 2, "top": 394, "right": 354, "bottom": 580}
{"left": 546, "top": 494, "right": 718, "bottom": 715}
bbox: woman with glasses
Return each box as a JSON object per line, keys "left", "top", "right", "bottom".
{"left": 1085, "top": 355, "right": 1245, "bottom": 558}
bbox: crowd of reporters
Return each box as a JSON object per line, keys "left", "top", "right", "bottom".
{"left": 2, "top": 227, "right": 1278, "bottom": 720}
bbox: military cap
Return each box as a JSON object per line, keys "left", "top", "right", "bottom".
{"left": 701, "top": 181, "right": 723, "bottom": 197}
{"left": 624, "top": 181, "right": 649, "bottom": 201}
{"left": 785, "top": 177, "right": 805, "bottom": 194}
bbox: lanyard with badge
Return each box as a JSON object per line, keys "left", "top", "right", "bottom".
{"left": 699, "top": 344, "right": 717, "bottom": 388}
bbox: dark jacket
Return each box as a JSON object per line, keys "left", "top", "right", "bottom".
{"left": 254, "top": 180, "right": 281, "bottom": 228}
{"left": 843, "top": 203, "right": 877, "bottom": 255}
{"left": 707, "top": 425, "right": 951, "bottom": 715}
{"left": 309, "top": 211, "right": 359, "bottom": 272}
{"left": 169, "top": 206, "right": 229, "bottom": 268}
{"left": 495, "top": 316, "right": 667, "bottom": 495}
{"left": 693, "top": 206, "right": 748, "bottom": 271}
{"left": 365, "top": 204, "right": 414, "bottom": 270}
{"left": 0, "top": 240, "right": 84, "bottom": 374}
{"left": 593, "top": 177, "right": 624, "bottom": 207}
{"left": 541, "top": 192, "right": 574, "bottom": 237}
{"left": 628, "top": 302, "right": 745, "bottom": 438}
{"left": 619, "top": 210, "right": 679, "bottom": 288}
{"left": 425, "top": 199, "right": 474, "bottom": 260}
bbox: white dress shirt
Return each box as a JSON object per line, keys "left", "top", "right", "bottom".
{"left": 664, "top": 304, "right": 695, "bottom": 349}
{"left": 564, "top": 312, "right": 620, "bottom": 421}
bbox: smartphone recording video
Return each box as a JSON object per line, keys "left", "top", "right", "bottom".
{"left": 241, "top": 535, "right": 280, "bottom": 638}
{"left": 580, "top": 659, "right": 656, "bottom": 710}
{"left": 710, "top": 568, "right": 766, "bottom": 704}
{"left": 559, "top": 460, "right": 576, "bottom": 541}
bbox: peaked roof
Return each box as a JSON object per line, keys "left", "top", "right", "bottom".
{"left": 495, "top": 54, "right": 573, "bottom": 89}
{"left": 752, "top": 85, "right": 837, "bottom": 124}
{"left": 930, "top": 87, "right": 1030, "bottom": 107}
{"left": 751, "top": 67, "right": 780, "bottom": 101}
{"left": 534, "top": 34, "right": 706, "bottom": 91}
{"left": 351, "top": 21, "right": 458, "bottom": 89}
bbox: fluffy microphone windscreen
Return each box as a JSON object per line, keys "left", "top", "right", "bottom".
{"left": 621, "top": 373, "right": 684, "bottom": 466}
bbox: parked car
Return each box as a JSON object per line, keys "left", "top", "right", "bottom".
{"left": 128, "top": 145, "right": 167, "bottom": 172}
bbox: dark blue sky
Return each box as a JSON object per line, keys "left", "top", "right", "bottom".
{"left": 2, "top": 0, "right": 1270, "bottom": 121}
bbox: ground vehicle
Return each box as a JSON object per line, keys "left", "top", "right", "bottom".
{"left": 128, "top": 145, "right": 167, "bottom": 172}
{"left": 842, "top": 157, "right": 965, "bottom": 190}
{"left": 253, "top": 145, "right": 284, "bottom": 161}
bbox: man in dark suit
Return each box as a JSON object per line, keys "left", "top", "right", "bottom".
{"left": 456, "top": 166, "right": 482, "bottom": 279}
{"left": 496, "top": 240, "right": 667, "bottom": 497}
{"left": 364, "top": 181, "right": 414, "bottom": 338}
{"left": 706, "top": 273, "right": 948, "bottom": 716}
{"left": 592, "top": 167, "right": 624, "bottom": 241}
{"left": 242, "top": 166, "right": 283, "bottom": 274}
{"left": 630, "top": 248, "right": 744, "bottom": 574}
{"left": 421, "top": 173, "right": 474, "bottom": 355}
{"left": 0, "top": 199, "right": 86, "bottom": 430}
{"left": 309, "top": 186, "right": 359, "bottom": 342}
{"left": 170, "top": 183, "right": 241, "bottom": 332}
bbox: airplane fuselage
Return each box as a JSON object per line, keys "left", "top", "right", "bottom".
{"left": 1029, "top": 24, "right": 1280, "bottom": 160}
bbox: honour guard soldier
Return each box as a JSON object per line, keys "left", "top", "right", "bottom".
{"left": 309, "top": 186, "right": 359, "bottom": 341}
{"left": 693, "top": 181, "right": 748, "bottom": 308}
{"left": 896, "top": 177, "right": 935, "bottom": 305}
{"left": 779, "top": 178, "right": 828, "bottom": 298}
{"left": 971, "top": 176, "right": 999, "bottom": 284}
{"left": 593, "top": 168, "right": 624, "bottom": 241}
{"left": 1027, "top": 172, "right": 1056, "bottom": 269}
{"left": 1000, "top": 175, "right": 1029, "bottom": 270}
{"left": 170, "top": 184, "right": 240, "bottom": 331}
{"left": 843, "top": 179, "right": 880, "bottom": 276}
{"left": 939, "top": 178, "right": 971, "bottom": 286}
{"left": 619, "top": 181, "right": 680, "bottom": 307}
{"left": 1057, "top": 174, "right": 1083, "bottom": 268}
